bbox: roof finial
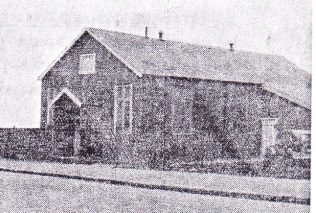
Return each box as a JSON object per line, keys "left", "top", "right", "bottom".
{"left": 229, "top": 43, "right": 234, "bottom": 52}
{"left": 145, "top": 26, "right": 148, "bottom": 38}
{"left": 159, "top": 31, "right": 163, "bottom": 41}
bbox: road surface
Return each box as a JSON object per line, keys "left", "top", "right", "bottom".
{"left": 0, "top": 172, "right": 309, "bottom": 212}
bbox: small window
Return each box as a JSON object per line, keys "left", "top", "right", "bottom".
{"left": 114, "top": 84, "right": 133, "bottom": 134}
{"left": 79, "top": 53, "right": 96, "bottom": 74}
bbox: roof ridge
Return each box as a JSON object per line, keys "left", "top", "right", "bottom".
{"left": 87, "top": 27, "right": 291, "bottom": 60}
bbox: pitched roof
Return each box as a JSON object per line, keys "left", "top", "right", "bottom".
{"left": 39, "top": 28, "right": 311, "bottom": 109}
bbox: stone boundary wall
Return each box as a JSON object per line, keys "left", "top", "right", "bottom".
{"left": 0, "top": 128, "right": 52, "bottom": 160}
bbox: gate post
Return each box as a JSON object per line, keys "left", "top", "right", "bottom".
{"left": 73, "top": 129, "right": 81, "bottom": 156}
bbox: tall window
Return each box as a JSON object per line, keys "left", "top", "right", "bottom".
{"left": 46, "top": 87, "right": 52, "bottom": 126}
{"left": 172, "top": 88, "right": 193, "bottom": 134}
{"left": 79, "top": 53, "right": 96, "bottom": 74}
{"left": 114, "top": 84, "right": 133, "bottom": 134}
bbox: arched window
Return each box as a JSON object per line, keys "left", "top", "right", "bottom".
{"left": 171, "top": 87, "right": 193, "bottom": 134}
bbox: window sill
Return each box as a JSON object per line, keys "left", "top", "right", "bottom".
{"left": 172, "top": 131, "right": 194, "bottom": 136}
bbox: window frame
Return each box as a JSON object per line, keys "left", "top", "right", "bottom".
{"left": 113, "top": 84, "right": 133, "bottom": 134}
{"left": 171, "top": 87, "right": 193, "bottom": 135}
{"left": 46, "top": 87, "right": 51, "bottom": 126}
{"left": 79, "top": 53, "right": 96, "bottom": 74}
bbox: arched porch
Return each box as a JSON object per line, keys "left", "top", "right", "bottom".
{"left": 48, "top": 88, "right": 82, "bottom": 157}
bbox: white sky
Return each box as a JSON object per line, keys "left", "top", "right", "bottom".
{"left": 0, "top": 0, "right": 312, "bottom": 127}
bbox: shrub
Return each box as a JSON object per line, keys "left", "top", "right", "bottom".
{"left": 262, "top": 131, "right": 310, "bottom": 179}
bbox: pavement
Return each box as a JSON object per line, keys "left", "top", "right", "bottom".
{"left": 0, "top": 172, "right": 309, "bottom": 213}
{"left": 0, "top": 158, "right": 310, "bottom": 204}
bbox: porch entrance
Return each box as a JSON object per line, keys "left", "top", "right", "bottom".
{"left": 50, "top": 92, "right": 81, "bottom": 157}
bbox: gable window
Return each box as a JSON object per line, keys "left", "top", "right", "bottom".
{"left": 79, "top": 53, "right": 96, "bottom": 74}
{"left": 172, "top": 88, "right": 193, "bottom": 134}
{"left": 114, "top": 84, "right": 133, "bottom": 134}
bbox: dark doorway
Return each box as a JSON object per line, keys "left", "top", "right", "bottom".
{"left": 51, "top": 94, "right": 80, "bottom": 157}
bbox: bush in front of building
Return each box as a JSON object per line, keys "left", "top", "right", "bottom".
{"left": 261, "top": 131, "right": 310, "bottom": 179}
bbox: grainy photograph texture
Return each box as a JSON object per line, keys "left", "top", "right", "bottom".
{"left": 0, "top": 0, "right": 312, "bottom": 212}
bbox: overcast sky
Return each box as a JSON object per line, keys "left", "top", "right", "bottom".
{"left": 0, "top": 0, "right": 312, "bottom": 127}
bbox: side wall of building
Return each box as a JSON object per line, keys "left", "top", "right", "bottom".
{"left": 192, "top": 81, "right": 265, "bottom": 158}
{"left": 137, "top": 76, "right": 311, "bottom": 160}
